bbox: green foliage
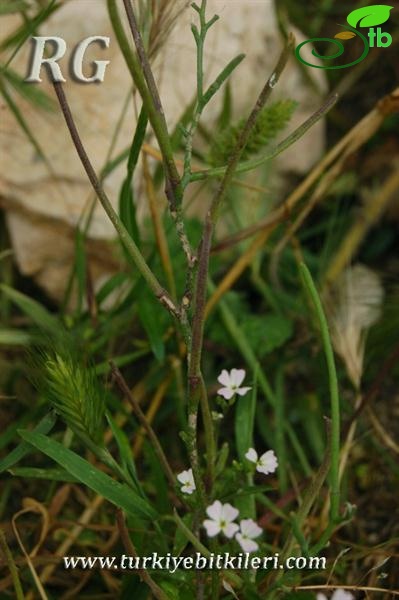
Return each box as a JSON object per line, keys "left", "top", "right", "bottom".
{"left": 1, "top": 0, "right": 395, "bottom": 597}
{"left": 18, "top": 430, "right": 158, "bottom": 521}
{"left": 210, "top": 293, "right": 293, "bottom": 358}
{"left": 208, "top": 99, "right": 297, "bottom": 166}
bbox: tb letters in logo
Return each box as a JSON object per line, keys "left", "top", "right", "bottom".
{"left": 296, "top": 4, "right": 394, "bottom": 70}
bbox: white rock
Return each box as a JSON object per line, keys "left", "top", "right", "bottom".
{"left": 0, "top": 0, "right": 327, "bottom": 302}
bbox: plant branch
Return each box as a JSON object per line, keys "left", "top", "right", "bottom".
{"left": 186, "top": 36, "right": 294, "bottom": 512}
{"left": 52, "top": 82, "right": 179, "bottom": 320}
{"left": 110, "top": 362, "right": 177, "bottom": 491}
{"left": 116, "top": 509, "right": 169, "bottom": 600}
{"left": 264, "top": 419, "right": 332, "bottom": 594}
{"left": 299, "top": 263, "right": 340, "bottom": 525}
{"left": 116, "top": 0, "right": 195, "bottom": 267}
{"left": 189, "top": 36, "right": 295, "bottom": 382}
{"left": 190, "top": 93, "right": 338, "bottom": 183}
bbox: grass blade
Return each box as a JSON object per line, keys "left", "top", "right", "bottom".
{"left": 0, "top": 284, "right": 60, "bottom": 335}
{"left": 18, "top": 430, "right": 158, "bottom": 521}
{"left": 0, "top": 412, "right": 57, "bottom": 473}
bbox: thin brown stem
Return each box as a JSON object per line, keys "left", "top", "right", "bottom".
{"left": 116, "top": 510, "right": 169, "bottom": 600}
{"left": 110, "top": 363, "right": 177, "bottom": 491}
{"left": 120, "top": 0, "right": 195, "bottom": 267}
{"left": 52, "top": 82, "right": 179, "bottom": 320}
{"left": 186, "top": 36, "right": 295, "bottom": 508}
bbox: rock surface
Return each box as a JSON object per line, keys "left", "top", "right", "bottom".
{"left": 0, "top": 0, "right": 327, "bottom": 302}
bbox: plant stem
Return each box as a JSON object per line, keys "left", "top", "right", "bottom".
{"left": 116, "top": 509, "right": 169, "bottom": 600}
{"left": 111, "top": 0, "right": 180, "bottom": 206}
{"left": 52, "top": 82, "right": 179, "bottom": 320}
{"left": 186, "top": 37, "right": 294, "bottom": 517}
{"left": 299, "top": 263, "right": 340, "bottom": 524}
{"left": 114, "top": 0, "right": 195, "bottom": 267}
{"left": 0, "top": 529, "right": 25, "bottom": 600}
{"left": 173, "top": 510, "right": 243, "bottom": 588}
{"left": 190, "top": 93, "right": 338, "bottom": 182}
{"left": 264, "top": 421, "right": 332, "bottom": 595}
{"left": 199, "top": 374, "right": 216, "bottom": 485}
{"left": 110, "top": 363, "right": 177, "bottom": 491}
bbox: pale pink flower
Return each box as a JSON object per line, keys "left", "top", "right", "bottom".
{"left": 217, "top": 369, "right": 251, "bottom": 400}
{"left": 245, "top": 448, "right": 278, "bottom": 474}
{"left": 203, "top": 500, "right": 239, "bottom": 538}
{"left": 176, "top": 468, "right": 196, "bottom": 495}
{"left": 235, "top": 518, "right": 262, "bottom": 553}
{"left": 317, "top": 590, "right": 354, "bottom": 600}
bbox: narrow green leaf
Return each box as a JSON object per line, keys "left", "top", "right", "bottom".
{"left": 173, "top": 513, "right": 193, "bottom": 555}
{"left": 118, "top": 107, "right": 148, "bottom": 248}
{"left": 0, "top": 328, "right": 33, "bottom": 345}
{"left": 0, "top": 284, "right": 59, "bottom": 334}
{"left": 127, "top": 106, "right": 148, "bottom": 175}
{"left": 0, "top": 79, "right": 49, "bottom": 163}
{"left": 217, "top": 81, "right": 232, "bottom": 130}
{"left": 2, "top": 68, "right": 55, "bottom": 112}
{"left": 18, "top": 430, "right": 158, "bottom": 520}
{"left": 96, "top": 272, "right": 128, "bottom": 306}
{"left": 95, "top": 349, "right": 148, "bottom": 375}
{"left": 0, "top": 412, "right": 57, "bottom": 473}
{"left": 7, "top": 467, "right": 78, "bottom": 482}
{"left": 106, "top": 413, "right": 142, "bottom": 494}
{"left": 118, "top": 180, "right": 140, "bottom": 246}
{"left": 202, "top": 53, "right": 245, "bottom": 107}
{"left": 235, "top": 372, "right": 257, "bottom": 461}
{"left": 137, "top": 294, "right": 165, "bottom": 363}
{"left": 1, "top": 0, "right": 59, "bottom": 64}
{"left": 73, "top": 228, "right": 87, "bottom": 313}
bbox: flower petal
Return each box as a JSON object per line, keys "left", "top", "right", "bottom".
{"left": 331, "top": 591, "right": 355, "bottom": 600}
{"left": 206, "top": 500, "right": 222, "bottom": 521}
{"left": 258, "top": 450, "right": 278, "bottom": 474}
{"left": 230, "top": 368, "right": 245, "bottom": 387}
{"left": 203, "top": 519, "right": 220, "bottom": 537}
{"left": 235, "top": 386, "right": 251, "bottom": 396}
{"left": 316, "top": 594, "right": 328, "bottom": 600}
{"left": 176, "top": 469, "right": 190, "bottom": 484}
{"left": 221, "top": 503, "right": 239, "bottom": 523}
{"left": 245, "top": 448, "right": 258, "bottom": 463}
{"left": 240, "top": 518, "right": 262, "bottom": 538}
{"left": 235, "top": 533, "right": 259, "bottom": 553}
{"left": 217, "top": 369, "right": 231, "bottom": 387}
{"left": 223, "top": 522, "right": 239, "bottom": 538}
{"left": 218, "top": 386, "right": 235, "bottom": 400}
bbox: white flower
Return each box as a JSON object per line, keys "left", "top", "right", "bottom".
{"left": 245, "top": 448, "right": 278, "bottom": 474}
{"left": 235, "top": 518, "right": 262, "bottom": 553}
{"left": 317, "top": 590, "right": 354, "bottom": 600}
{"left": 176, "top": 468, "right": 196, "bottom": 495}
{"left": 217, "top": 369, "right": 251, "bottom": 400}
{"left": 203, "top": 500, "right": 239, "bottom": 538}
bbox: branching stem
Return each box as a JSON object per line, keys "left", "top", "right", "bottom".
{"left": 53, "top": 82, "right": 179, "bottom": 320}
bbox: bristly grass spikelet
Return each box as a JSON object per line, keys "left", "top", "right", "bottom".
{"left": 208, "top": 99, "right": 297, "bottom": 166}
{"left": 41, "top": 350, "right": 105, "bottom": 445}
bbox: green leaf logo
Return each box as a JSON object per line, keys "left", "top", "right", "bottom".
{"left": 347, "top": 5, "right": 393, "bottom": 28}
